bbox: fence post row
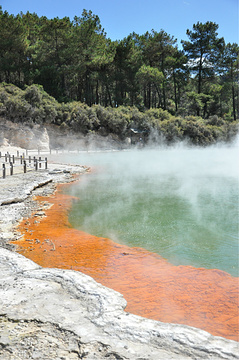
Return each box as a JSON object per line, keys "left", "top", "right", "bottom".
{"left": 1, "top": 154, "right": 47, "bottom": 178}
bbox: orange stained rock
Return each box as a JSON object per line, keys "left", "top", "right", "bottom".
{"left": 15, "top": 184, "right": 239, "bottom": 342}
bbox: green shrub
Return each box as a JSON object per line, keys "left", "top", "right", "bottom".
{"left": 146, "top": 108, "right": 172, "bottom": 121}
{"left": 206, "top": 115, "right": 224, "bottom": 126}
{"left": 24, "top": 85, "right": 43, "bottom": 105}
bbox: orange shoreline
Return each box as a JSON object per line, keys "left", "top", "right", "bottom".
{"left": 15, "top": 182, "right": 239, "bottom": 342}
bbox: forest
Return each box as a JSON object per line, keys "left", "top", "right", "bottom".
{"left": 0, "top": 8, "right": 238, "bottom": 145}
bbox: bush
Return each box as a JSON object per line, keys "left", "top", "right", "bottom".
{"left": 206, "top": 115, "right": 224, "bottom": 126}
{"left": 24, "top": 85, "right": 43, "bottom": 105}
{"left": 157, "top": 119, "right": 183, "bottom": 143}
{"left": 4, "top": 97, "right": 31, "bottom": 122}
{"left": 70, "top": 104, "right": 92, "bottom": 133}
{"left": 180, "top": 120, "right": 215, "bottom": 145}
{"left": 146, "top": 108, "right": 171, "bottom": 121}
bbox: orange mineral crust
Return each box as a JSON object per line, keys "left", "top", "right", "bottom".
{"left": 16, "top": 184, "right": 239, "bottom": 342}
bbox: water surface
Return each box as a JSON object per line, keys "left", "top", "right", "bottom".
{"left": 57, "top": 145, "right": 239, "bottom": 277}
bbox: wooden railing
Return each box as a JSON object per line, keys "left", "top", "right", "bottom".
{"left": 0, "top": 151, "right": 47, "bottom": 178}
{"left": 26, "top": 148, "right": 83, "bottom": 154}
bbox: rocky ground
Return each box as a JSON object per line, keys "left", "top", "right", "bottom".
{"left": 0, "top": 147, "right": 238, "bottom": 359}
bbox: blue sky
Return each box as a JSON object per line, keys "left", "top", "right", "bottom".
{"left": 1, "top": 0, "right": 238, "bottom": 48}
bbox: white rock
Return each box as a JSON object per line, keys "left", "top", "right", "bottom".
{"left": 0, "top": 248, "right": 238, "bottom": 360}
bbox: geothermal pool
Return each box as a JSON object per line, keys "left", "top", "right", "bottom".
{"left": 17, "top": 143, "right": 239, "bottom": 340}
{"left": 60, "top": 145, "right": 239, "bottom": 277}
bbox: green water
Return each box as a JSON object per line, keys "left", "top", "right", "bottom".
{"left": 59, "top": 146, "right": 239, "bottom": 277}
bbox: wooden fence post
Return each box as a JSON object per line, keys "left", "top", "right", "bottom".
{"left": 39, "top": 157, "right": 42, "bottom": 169}
{"left": 24, "top": 160, "right": 27, "bottom": 173}
{"left": 45, "top": 157, "right": 48, "bottom": 169}
{"left": 2, "top": 164, "right": 5, "bottom": 179}
{"left": 35, "top": 159, "right": 38, "bottom": 171}
{"left": 10, "top": 162, "right": 13, "bottom": 176}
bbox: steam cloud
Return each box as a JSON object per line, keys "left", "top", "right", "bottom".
{"left": 51, "top": 137, "right": 239, "bottom": 276}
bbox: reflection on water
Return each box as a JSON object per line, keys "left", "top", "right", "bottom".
{"left": 55, "top": 145, "right": 239, "bottom": 277}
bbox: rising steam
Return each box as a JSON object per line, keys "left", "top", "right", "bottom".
{"left": 51, "top": 137, "right": 239, "bottom": 276}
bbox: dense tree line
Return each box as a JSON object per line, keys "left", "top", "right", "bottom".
{"left": 0, "top": 7, "right": 238, "bottom": 121}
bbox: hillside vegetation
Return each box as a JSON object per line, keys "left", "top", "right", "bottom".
{"left": 0, "top": 83, "right": 238, "bottom": 146}
{"left": 0, "top": 8, "right": 238, "bottom": 145}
